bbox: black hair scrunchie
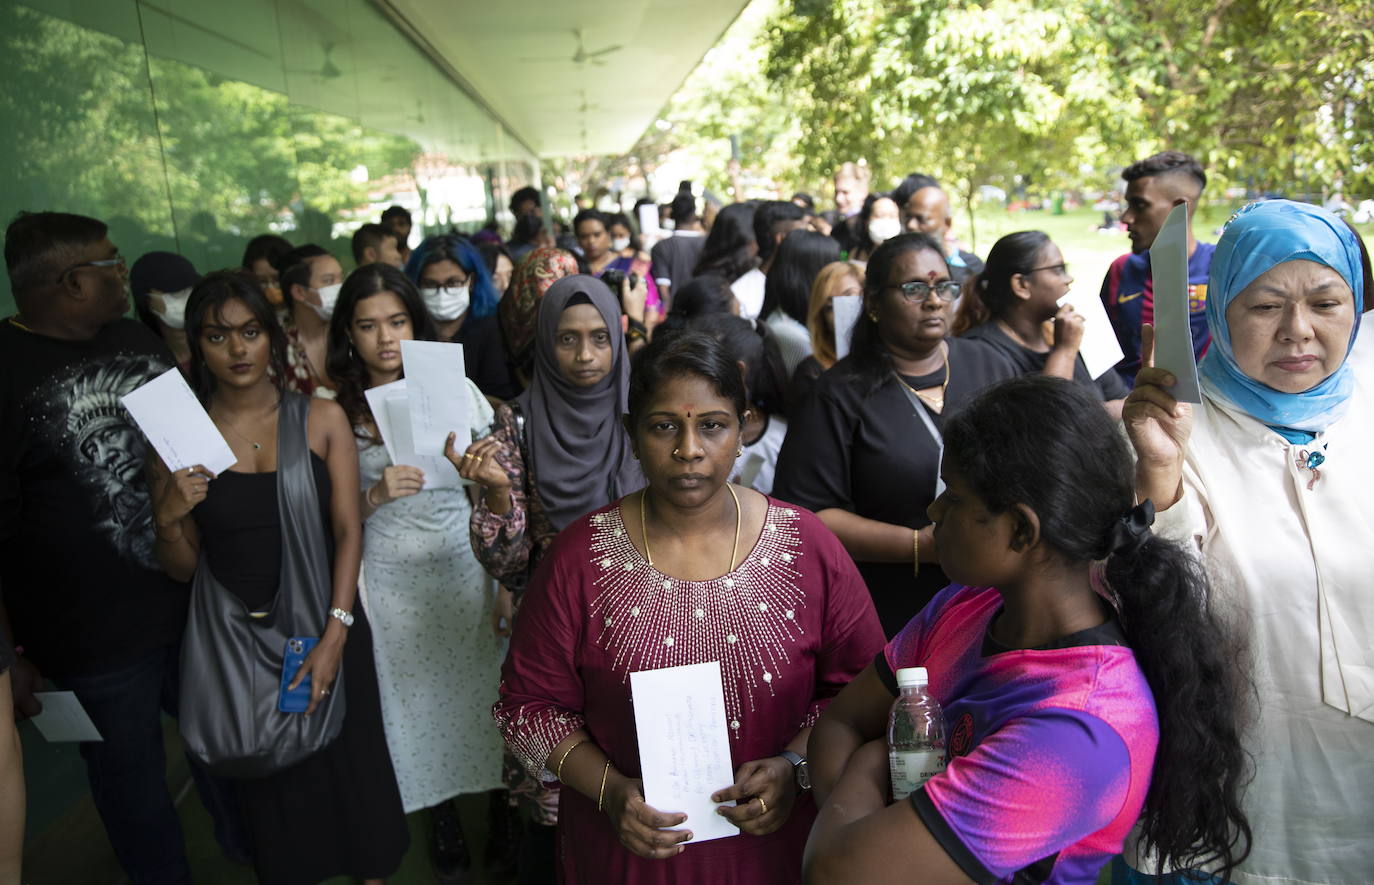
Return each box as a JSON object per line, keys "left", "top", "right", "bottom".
{"left": 1108, "top": 499, "right": 1156, "bottom": 557}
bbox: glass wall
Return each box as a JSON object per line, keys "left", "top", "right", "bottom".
{"left": 0, "top": 0, "right": 540, "bottom": 313}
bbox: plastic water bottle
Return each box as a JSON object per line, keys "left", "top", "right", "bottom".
{"left": 888, "top": 667, "right": 947, "bottom": 801}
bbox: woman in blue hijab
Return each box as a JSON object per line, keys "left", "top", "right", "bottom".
{"left": 1121, "top": 200, "right": 1370, "bottom": 885}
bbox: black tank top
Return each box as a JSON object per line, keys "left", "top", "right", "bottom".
{"left": 193, "top": 452, "right": 333, "bottom": 611}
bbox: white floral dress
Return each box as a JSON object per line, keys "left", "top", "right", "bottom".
{"left": 357, "top": 379, "right": 504, "bottom": 811}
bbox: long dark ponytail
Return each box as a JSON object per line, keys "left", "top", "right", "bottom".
{"left": 952, "top": 230, "right": 1050, "bottom": 335}
{"left": 943, "top": 375, "right": 1252, "bottom": 880}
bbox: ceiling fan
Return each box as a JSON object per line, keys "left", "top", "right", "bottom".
{"left": 521, "top": 29, "right": 623, "bottom": 66}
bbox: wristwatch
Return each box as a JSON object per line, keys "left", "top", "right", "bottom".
{"left": 779, "top": 749, "right": 810, "bottom": 791}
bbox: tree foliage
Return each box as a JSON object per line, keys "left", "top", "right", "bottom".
{"left": 610, "top": 0, "right": 1374, "bottom": 220}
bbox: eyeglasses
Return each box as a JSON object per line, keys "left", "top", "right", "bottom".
{"left": 421, "top": 276, "right": 468, "bottom": 289}
{"left": 1026, "top": 262, "right": 1070, "bottom": 277}
{"left": 59, "top": 254, "right": 126, "bottom": 282}
{"left": 887, "top": 279, "right": 961, "bottom": 303}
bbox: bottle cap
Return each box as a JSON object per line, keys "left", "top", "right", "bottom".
{"left": 895, "top": 667, "right": 928, "bottom": 688}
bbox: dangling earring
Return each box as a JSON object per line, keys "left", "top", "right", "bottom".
{"left": 736, "top": 447, "right": 743, "bottom": 457}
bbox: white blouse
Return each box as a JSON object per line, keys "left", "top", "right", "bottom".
{"left": 1150, "top": 372, "right": 1374, "bottom": 885}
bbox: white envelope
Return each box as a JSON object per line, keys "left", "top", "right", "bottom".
{"left": 121, "top": 368, "right": 237, "bottom": 475}
{"left": 364, "top": 379, "right": 464, "bottom": 490}
{"left": 631, "top": 661, "right": 738, "bottom": 844}
{"left": 400, "top": 340, "right": 470, "bottom": 456}
{"left": 1056, "top": 288, "right": 1125, "bottom": 380}
{"left": 31, "top": 691, "right": 102, "bottom": 742}
{"left": 832, "top": 295, "right": 864, "bottom": 360}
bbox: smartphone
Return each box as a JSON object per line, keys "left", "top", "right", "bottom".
{"left": 278, "top": 636, "right": 318, "bottom": 713}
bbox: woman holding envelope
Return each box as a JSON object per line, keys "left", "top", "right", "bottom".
{"left": 327, "top": 264, "right": 517, "bottom": 880}
{"left": 493, "top": 330, "right": 884, "bottom": 884}
{"left": 1123, "top": 199, "right": 1371, "bottom": 885}
{"left": 149, "top": 271, "right": 407, "bottom": 885}
{"left": 954, "top": 231, "right": 1129, "bottom": 417}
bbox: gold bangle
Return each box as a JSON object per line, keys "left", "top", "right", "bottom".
{"left": 597, "top": 760, "right": 612, "bottom": 812}
{"left": 913, "top": 528, "right": 920, "bottom": 578}
{"left": 554, "top": 739, "right": 586, "bottom": 782}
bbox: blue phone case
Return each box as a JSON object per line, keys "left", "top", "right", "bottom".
{"left": 278, "top": 636, "right": 319, "bottom": 714}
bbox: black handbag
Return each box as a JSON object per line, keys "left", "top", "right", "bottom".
{"left": 178, "top": 392, "right": 346, "bottom": 777}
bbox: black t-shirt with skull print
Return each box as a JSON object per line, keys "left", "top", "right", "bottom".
{"left": 0, "top": 317, "right": 186, "bottom": 678}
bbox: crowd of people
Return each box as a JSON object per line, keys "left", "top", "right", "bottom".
{"left": 0, "top": 148, "right": 1369, "bottom": 885}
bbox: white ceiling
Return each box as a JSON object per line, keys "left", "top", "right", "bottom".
{"left": 379, "top": 0, "right": 751, "bottom": 157}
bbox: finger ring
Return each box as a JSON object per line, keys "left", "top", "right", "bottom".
{"left": 320, "top": 688, "right": 330, "bottom": 696}
{"left": 757, "top": 796, "right": 768, "bottom": 815}
{"left": 462, "top": 453, "right": 474, "bottom": 461}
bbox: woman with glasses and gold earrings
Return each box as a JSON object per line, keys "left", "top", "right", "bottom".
{"left": 772, "top": 233, "right": 1019, "bottom": 637}
{"left": 953, "top": 230, "right": 1130, "bottom": 418}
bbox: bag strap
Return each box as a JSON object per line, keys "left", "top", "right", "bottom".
{"left": 275, "top": 393, "right": 334, "bottom": 628}
{"left": 892, "top": 374, "right": 947, "bottom": 500}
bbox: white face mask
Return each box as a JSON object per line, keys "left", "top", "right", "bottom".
{"left": 148, "top": 287, "right": 193, "bottom": 330}
{"left": 611, "top": 236, "right": 631, "bottom": 252}
{"left": 306, "top": 282, "right": 343, "bottom": 321}
{"left": 420, "top": 284, "right": 471, "bottom": 321}
{"left": 868, "top": 218, "right": 901, "bottom": 244}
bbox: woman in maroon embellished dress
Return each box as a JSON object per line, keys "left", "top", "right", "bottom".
{"left": 494, "top": 331, "right": 884, "bottom": 883}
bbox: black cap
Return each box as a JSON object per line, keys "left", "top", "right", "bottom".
{"left": 130, "top": 251, "right": 200, "bottom": 299}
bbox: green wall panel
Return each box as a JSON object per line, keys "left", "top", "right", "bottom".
{"left": 1, "top": 0, "right": 539, "bottom": 314}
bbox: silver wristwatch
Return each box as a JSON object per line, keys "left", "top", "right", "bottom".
{"left": 779, "top": 750, "right": 810, "bottom": 791}
{"left": 329, "top": 607, "right": 354, "bottom": 627}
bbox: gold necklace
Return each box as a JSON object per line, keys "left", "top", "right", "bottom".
{"left": 640, "top": 484, "right": 742, "bottom": 574}
{"left": 213, "top": 409, "right": 265, "bottom": 451}
{"left": 7, "top": 315, "right": 33, "bottom": 332}
{"left": 895, "top": 342, "right": 951, "bottom": 413}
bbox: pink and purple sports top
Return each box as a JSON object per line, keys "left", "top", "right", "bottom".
{"left": 879, "top": 584, "right": 1159, "bottom": 884}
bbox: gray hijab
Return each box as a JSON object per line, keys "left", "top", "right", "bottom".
{"left": 516, "top": 275, "right": 643, "bottom": 531}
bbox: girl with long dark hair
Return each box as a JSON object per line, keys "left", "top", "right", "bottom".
{"left": 692, "top": 202, "right": 758, "bottom": 283}
{"left": 804, "top": 375, "right": 1252, "bottom": 885}
{"left": 760, "top": 229, "right": 841, "bottom": 375}
{"left": 326, "top": 263, "right": 517, "bottom": 880}
{"left": 150, "top": 271, "right": 408, "bottom": 884}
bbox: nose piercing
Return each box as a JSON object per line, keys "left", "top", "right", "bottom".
{"left": 673, "top": 448, "right": 680, "bottom": 456}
